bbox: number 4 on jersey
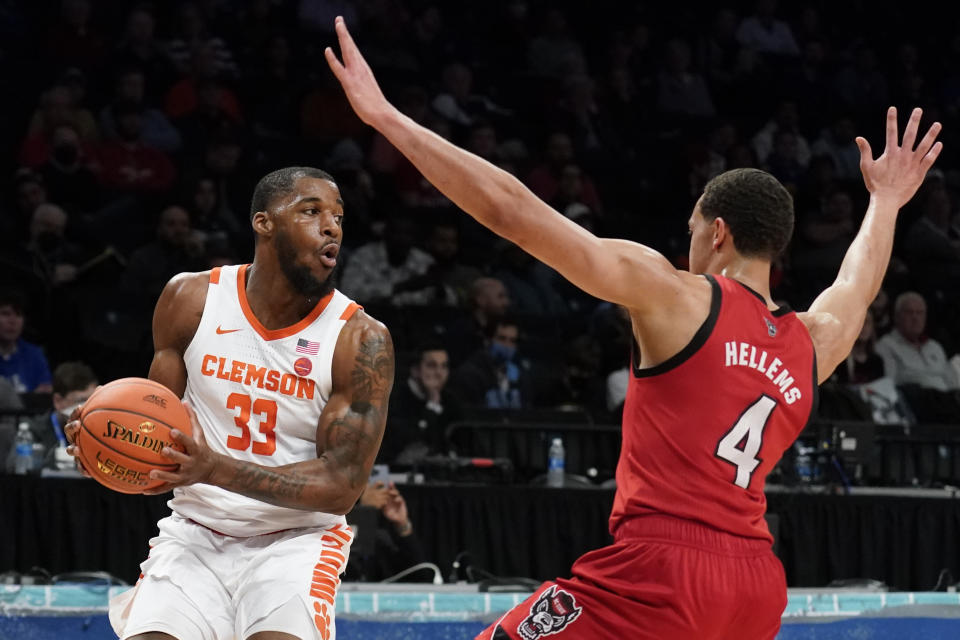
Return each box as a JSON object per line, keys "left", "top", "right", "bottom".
{"left": 715, "top": 395, "right": 777, "bottom": 489}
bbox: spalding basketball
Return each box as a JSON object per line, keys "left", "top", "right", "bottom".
{"left": 76, "top": 378, "right": 191, "bottom": 494}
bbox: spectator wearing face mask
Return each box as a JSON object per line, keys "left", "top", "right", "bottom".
{"left": 449, "top": 317, "right": 531, "bottom": 409}
{"left": 19, "top": 361, "right": 97, "bottom": 471}
{"left": 17, "top": 203, "right": 86, "bottom": 290}
{"left": 35, "top": 124, "right": 101, "bottom": 214}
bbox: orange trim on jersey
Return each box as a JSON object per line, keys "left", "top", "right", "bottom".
{"left": 327, "top": 528, "right": 353, "bottom": 544}
{"left": 210, "top": 267, "right": 221, "bottom": 284}
{"left": 236, "top": 264, "right": 334, "bottom": 341}
{"left": 313, "top": 563, "right": 340, "bottom": 579}
{"left": 320, "top": 549, "right": 346, "bottom": 565}
{"left": 339, "top": 302, "right": 362, "bottom": 321}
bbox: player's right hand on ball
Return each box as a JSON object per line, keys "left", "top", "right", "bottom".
{"left": 63, "top": 404, "right": 91, "bottom": 478}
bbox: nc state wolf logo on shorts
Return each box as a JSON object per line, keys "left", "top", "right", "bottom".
{"left": 516, "top": 585, "right": 582, "bottom": 640}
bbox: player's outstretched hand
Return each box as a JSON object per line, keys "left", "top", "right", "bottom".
{"left": 856, "top": 106, "right": 942, "bottom": 207}
{"left": 144, "top": 402, "right": 219, "bottom": 494}
{"left": 324, "top": 16, "right": 393, "bottom": 127}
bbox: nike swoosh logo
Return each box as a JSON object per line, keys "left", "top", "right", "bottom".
{"left": 216, "top": 326, "right": 241, "bottom": 335}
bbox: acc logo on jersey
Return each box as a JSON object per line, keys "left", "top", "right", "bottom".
{"left": 294, "top": 357, "right": 313, "bottom": 377}
{"left": 517, "top": 585, "right": 582, "bottom": 640}
{"left": 765, "top": 317, "right": 778, "bottom": 337}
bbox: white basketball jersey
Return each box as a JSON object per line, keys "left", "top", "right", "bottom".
{"left": 171, "top": 264, "right": 361, "bottom": 536}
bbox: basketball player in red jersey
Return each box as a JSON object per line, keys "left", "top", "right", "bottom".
{"left": 65, "top": 167, "right": 394, "bottom": 640}
{"left": 326, "top": 17, "right": 942, "bottom": 640}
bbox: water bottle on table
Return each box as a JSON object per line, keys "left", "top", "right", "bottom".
{"left": 547, "top": 437, "right": 565, "bottom": 488}
{"left": 14, "top": 422, "right": 35, "bottom": 475}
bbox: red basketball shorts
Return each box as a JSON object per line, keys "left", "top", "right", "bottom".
{"left": 476, "top": 515, "right": 786, "bottom": 640}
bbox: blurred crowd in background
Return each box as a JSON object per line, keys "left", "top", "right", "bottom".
{"left": 1, "top": 0, "right": 960, "bottom": 473}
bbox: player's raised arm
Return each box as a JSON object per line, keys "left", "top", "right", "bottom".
{"left": 324, "top": 17, "right": 684, "bottom": 313}
{"left": 800, "top": 107, "right": 942, "bottom": 382}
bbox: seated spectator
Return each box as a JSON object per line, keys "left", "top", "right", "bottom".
{"left": 344, "top": 482, "right": 428, "bottom": 582}
{"left": 763, "top": 129, "right": 807, "bottom": 192}
{"left": 97, "top": 101, "right": 177, "bottom": 195}
{"left": 26, "top": 361, "right": 97, "bottom": 469}
{"left": 100, "top": 67, "right": 182, "bottom": 154}
{"left": 431, "top": 61, "right": 511, "bottom": 130}
{"left": 11, "top": 203, "right": 86, "bottom": 291}
{"left": 0, "top": 377, "right": 25, "bottom": 471}
{"left": 810, "top": 117, "right": 860, "bottom": 181}
{"left": 164, "top": 2, "right": 237, "bottom": 79}
{"left": 120, "top": 206, "right": 206, "bottom": 310}
{"left": 0, "top": 288, "right": 52, "bottom": 393}
{"left": 903, "top": 182, "right": 960, "bottom": 283}
{"left": 114, "top": 6, "right": 174, "bottom": 100}
{"left": 526, "top": 132, "right": 603, "bottom": 215}
{"left": 525, "top": 8, "right": 587, "bottom": 79}
{"left": 832, "top": 310, "right": 885, "bottom": 385}
{"left": 876, "top": 291, "right": 960, "bottom": 423}
{"left": 165, "top": 44, "right": 243, "bottom": 149}
{"left": 20, "top": 84, "right": 98, "bottom": 167}
{"left": 185, "top": 175, "right": 242, "bottom": 256}
{"left": 833, "top": 45, "right": 889, "bottom": 117}
{"left": 537, "top": 334, "right": 605, "bottom": 415}
{"left": 493, "top": 241, "right": 566, "bottom": 317}
{"left": 752, "top": 101, "right": 811, "bottom": 168}
{"left": 656, "top": 39, "right": 716, "bottom": 121}
{"left": 423, "top": 220, "right": 482, "bottom": 307}
{"left": 35, "top": 124, "right": 101, "bottom": 214}
{"left": 791, "top": 187, "right": 857, "bottom": 298}
{"left": 445, "top": 277, "right": 511, "bottom": 364}
{"left": 383, "top": 341, "right": 461, "bottom": 465}
{"left": 339, "top": 214, "right": 440, "bottom": 306}
{"left": 449, "top": 317, "right": 531, "bottom": 409}
{"left": 2, "top": 169, "right": 49, "bottom": 246}
{"left": 735, "top": 0, "right": 800, "bottom": 57}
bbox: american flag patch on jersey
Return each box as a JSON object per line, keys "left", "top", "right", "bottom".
{"left": 296, "top": 338, "right": 320, "bottom": 355}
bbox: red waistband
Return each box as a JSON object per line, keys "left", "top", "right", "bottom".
{"left": 613, "top": 515, "right": 772, "bottom": 554}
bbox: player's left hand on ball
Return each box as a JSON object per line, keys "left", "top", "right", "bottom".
{"left": 144, "top": 403, "right": 219, "bottom": 494}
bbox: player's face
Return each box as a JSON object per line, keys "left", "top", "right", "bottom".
{"left": 272, "top": 177, "right": 344, "bottom": 298}
{"left": 687, "top": 200, "right": 714, "bottom": 274}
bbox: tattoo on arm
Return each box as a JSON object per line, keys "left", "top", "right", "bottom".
{"left": 325, "top": 330, "right": 395, "bottom": 487}
{"left": 230, "top": 464, "right": 310, "bottom": 501}
{"left": 221, "top": 328, "right": 394, "bottom": 510}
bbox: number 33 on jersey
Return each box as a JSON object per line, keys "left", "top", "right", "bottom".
{"left": 171, "top": 264, "right": 362, "bottom": 536}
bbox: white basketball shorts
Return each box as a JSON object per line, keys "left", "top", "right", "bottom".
{"left": 109, "top": 514, "right": 353, "bottom": 640}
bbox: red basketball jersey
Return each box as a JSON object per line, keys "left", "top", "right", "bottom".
{"left": 610, "top": 274, "right": 817, "bottom": 542}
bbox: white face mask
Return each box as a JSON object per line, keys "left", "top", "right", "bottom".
{"left": 58, "top": 402, "right": 83, "bottom": 419}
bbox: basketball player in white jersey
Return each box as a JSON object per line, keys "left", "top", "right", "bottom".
{"left": 65, "top": 167, "right": 394, "bottom": 640}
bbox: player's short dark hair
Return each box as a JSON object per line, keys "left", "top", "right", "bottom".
{"left": 52, "top": 361, "right": 97, "bottom": 396}
{"left": 699, "top": 168, "right": 794, "bottom": 260}
{"left": 249, "top": 167, "right": 336, "bottom": 221}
